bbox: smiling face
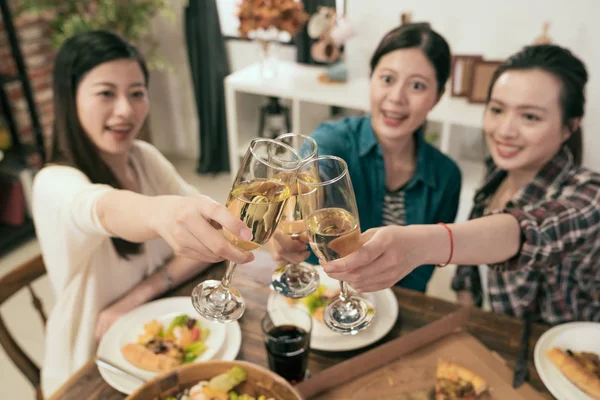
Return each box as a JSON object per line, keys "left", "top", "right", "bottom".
{"left": 76, "top": 58, "right": 149, "bottom": 156}
{"left": 369, "top": 48, "right": 440, "bottom": 143}
{"left": 484, "top": 69, "right": 572, "bottom": 174}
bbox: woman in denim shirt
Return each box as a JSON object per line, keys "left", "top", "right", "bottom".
{"left": 270, "top": 24, "right": 462, "bottom": 292}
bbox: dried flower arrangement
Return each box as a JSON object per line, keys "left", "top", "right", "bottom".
{"left": 237, "top": 0, "right": 309, "bottom": 40}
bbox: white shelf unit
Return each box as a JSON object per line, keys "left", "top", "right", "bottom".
{"left": 225, "top": 60, "right": 487, "bottom": 178}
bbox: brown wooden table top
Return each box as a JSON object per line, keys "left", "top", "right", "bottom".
{"left": 49, "top": 262, "right": 554, "bottom": 400}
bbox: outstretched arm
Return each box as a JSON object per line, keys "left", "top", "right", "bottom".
{"left": 33, "top": 165, "right": 254, "bottom": 265}
{"left": 321, "top": 213, "right": 521, "bottom": 293}
{"left": 96, "top": 190, "right": 253, "bottom": 264}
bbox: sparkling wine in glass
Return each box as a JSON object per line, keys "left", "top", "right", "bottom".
{"left": 191, "top": 138, "right": 300, "bottom": 322}
{"left": 271, "top": 133, "right": 321, "bottom": 299}
{"left": 298, "top": 156, "right": 374, "bottom": 334}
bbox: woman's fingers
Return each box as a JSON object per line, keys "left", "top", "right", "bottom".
{"left": 268, "top": 237, "right": 288, "bottom": 265}
{"left": 269, "top": 231, "right": 310, "bottom": 265}
{"left": 196, "top": 196, "right": 253, "bottom": 241}
{"left": 269, "top": 232, "right": 310, "bottom": 265}
{"left": 183, "top": 211, "right": 254, "bottom": 264}
{"left": 350, "top": 274, "right": 395, "bottom": 293}
{"left": 157, "top": 195, "right": 258, "bottom": 264}
{"left": 285, "top": 251, "right": 311, "bottom": 265}
{"left": 273, "top": 230, "right": 308, "bottom": 252}
{"left": 335, "top": 254, "right": 412, "bottom": 292}
{"left": 324, "top": 253, "right": 383, "bottom": 285}
{"left": 179, "top": 244, "right": 223, "bottom": 263}
{"left": 323, "top": 232, "right": 385, "bottom": 274}
{"left": 318, "top": 226, "right": 422, "bottom": 293}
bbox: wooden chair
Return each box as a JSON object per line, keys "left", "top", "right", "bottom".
{"left": 0, "top": 253, "right": 47, "bottom": 400}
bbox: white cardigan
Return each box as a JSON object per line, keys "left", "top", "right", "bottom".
{"left": 32, "top": 141, "right": 198, "bottom": 397}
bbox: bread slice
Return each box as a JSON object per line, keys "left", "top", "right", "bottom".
{"left": 546, "top": 348, "right": 600, "bottom": 399}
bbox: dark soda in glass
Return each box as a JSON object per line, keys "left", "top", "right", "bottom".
{"left": 264, "top": 324, "right": 310, "bottom": 383}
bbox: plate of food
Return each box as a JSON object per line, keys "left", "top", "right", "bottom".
{"left": 128, "top": 360, "right": 302, "bottom": 400}
{"left": 267, "top": 264, "right": 398, "bottom": 351}
{"left": 534, "top": 321, "right": 600, "bottom": 400}
{"left": 97, "top": 296, "right": 241, "bottom": 394}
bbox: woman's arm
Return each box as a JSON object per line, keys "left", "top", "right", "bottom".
{"left": 95, "top": 141, "right": 253, "bottom": 263}
{"left": 422, "top": 213, "right": 522, "bottom": 266}
{"left": 95, "top": 190, "right": 253, "bottom": 264}
{"left": 325, "top": 170, "right": 600, "bottom": 294}
{"left": 96, "top": 191, "right": 212, "bottom": 243}
{"left": 322, "top": 213, "right": 521, "bottom": 293}
{"left": 397, "top": 163, "right": 462, "bottom": 293}
{"left": 95, "top": 190, "right": 169, "bottom": 242}
{"left": 33, "top": 165, "right": 254, "bottom": 265}
{"left": 95, "top": 256, "right": 212, "bottom": 339}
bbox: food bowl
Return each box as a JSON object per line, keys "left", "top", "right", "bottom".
{"left": 126, "top": 360, "right": 304, "bottom": 400}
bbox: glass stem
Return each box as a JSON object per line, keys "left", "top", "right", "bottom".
{"left": 288, "top": 263, "right": 300, "bottom": 276}
{"left": 288, "top": 232, "right": 302, "bottom": 278}
{"left": 339, "top": 281, "right": 349, "bottom": 302}
{"left": 208, "top": 261, "right": 237, "bottom": 308}
{"left": 220, "top": 261, "right": 238, "bottom": 289}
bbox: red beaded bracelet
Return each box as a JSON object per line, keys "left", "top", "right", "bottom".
{"left": 436, "top": 222, "right": 454, "bottom": 268}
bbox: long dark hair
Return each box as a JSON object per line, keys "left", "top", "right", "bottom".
{"left": 370, "top": 23, "right": 451, "bottom": 96}
{"left": 49, "top": 30, "right": 149, "bottom": 258}
{"left": 486, "top": 44, "right": 587, "bottom": 165}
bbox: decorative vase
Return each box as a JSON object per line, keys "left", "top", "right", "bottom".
{"left": 258, "top": 39, "right": 278, "bottom": 79}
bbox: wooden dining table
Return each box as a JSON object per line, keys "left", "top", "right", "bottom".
{"left": 49, "top": 260, "right": 554, "bottom": 400}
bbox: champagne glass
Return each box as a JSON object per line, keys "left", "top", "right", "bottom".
{"left": 192, "top": 138, "right": 300, "bottom": 322}
{"left": 271, "top": 133, "right": 320, "bottom": 299}
{"left": 298, "top": 156, "right": 374, "bottom": 334}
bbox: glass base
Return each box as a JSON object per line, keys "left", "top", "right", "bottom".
{"left": 271, "top": 264, "right": 320, "bottom": 299}
{"left": 191, "top": 280, "right": 245, "bottom": 322}
{"left": 324, "top": 296, "right": 375, "bottom": 335}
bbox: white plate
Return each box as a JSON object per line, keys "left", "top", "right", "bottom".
{"left": 267, "top": 265, "right": 398, "bottom": 351}
{"left": 101, "top": 297, "right": 226, "bottom": 380}
{"left": 534, "top": 321, "right": 600, "bottom": 400}
{"left": 97, "top": 297, "right": 242, "bottom": 395}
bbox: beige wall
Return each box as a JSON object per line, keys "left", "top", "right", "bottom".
{"left": 345, "top": 0, "right": 600, "bottom": 172}
{"left": 148, "top": 1, "right": 199, "bottom": 159}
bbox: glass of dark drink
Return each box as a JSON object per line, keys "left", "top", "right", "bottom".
{"left": 261, "top": 307, "right": 312, "bottom": 384}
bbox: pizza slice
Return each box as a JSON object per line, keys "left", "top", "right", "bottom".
{"left": 435, "top": 359, "right": 488, "bottom": 400}
{"left": 546, "top": 348, "right": 600, "bottom": 399}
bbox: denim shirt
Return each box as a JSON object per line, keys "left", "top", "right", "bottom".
{"left": 309, "top": 116, "right": 462, "bottom": 292}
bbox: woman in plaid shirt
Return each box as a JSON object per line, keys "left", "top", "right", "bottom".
{"left": 320, "top": 44, "right": 600, "bottom": 325}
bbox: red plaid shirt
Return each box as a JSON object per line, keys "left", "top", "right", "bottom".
{"left": 452, "top": 147, "right": 600, "bottom": 325}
